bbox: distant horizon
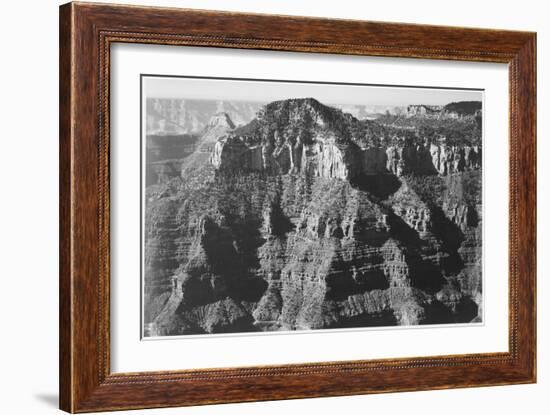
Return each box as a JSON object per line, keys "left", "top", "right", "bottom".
{"left": 145, "top": 96, "right": 482, "bottom": 108}
{"left": 143, "top": 75, "right": 483, "bottom": 107}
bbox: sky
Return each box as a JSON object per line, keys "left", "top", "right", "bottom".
{"left": 143, "top": 75, "right": 483, "bottom": 107}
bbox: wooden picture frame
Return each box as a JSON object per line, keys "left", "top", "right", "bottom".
{"left": 59, "top": 2, "right": 536, "bottom": 412}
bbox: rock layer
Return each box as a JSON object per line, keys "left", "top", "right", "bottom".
{"left": 213, "top": 136, "right": 481, "bottom": 179}
{"left": 144, "top": 98, "right": 483, "bottom": 335}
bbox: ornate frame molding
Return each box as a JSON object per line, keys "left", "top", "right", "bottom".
{"left": 60, "top": 2, "right": 536, "bottom": 412}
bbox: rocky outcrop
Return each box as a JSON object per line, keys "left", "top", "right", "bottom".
{"left": 181, "top": 112, "right": 236, "bottom": 176}
{"left": 405, "top": 102, "right": 481, "bottom": 120}
{"left": 212, "top": 132, "right": 363, "bottom": 180}
{"left": 213, "top": 137, "right": 479, "bottom": 179}
{"left": 385, "top": 144, "right": 436, "bottom": 176}
{"left": 211, "top": 136, "right": 251, "bottom": 172}
{"left": 443, "top": 101, "right": 482, "bottom": 118}
{"left": 211, "top": 98, "right": 363, "bottom": 178}
{"left": 212, "top": 137, "right": 480, "bottom": 180}
{"left": 406, "top": 105, "right": 443, "bottom": 118}
{"left": 144, "top": 113, "right": 237, "bottom": 186}
{"left": 381, "top": 239, "right": 411, "bottom": 288}
{"left": 429, "top": 144, "right": 481, "bottom": 175}
{"left": 388, "top": 183, "right": 434, "bottom": 237}
{"left": 384, "top": 143, "right": 481, "bottom": 177}
{"left": 316, "top": 139, "right": 359, "bottom": 180}
{"left": 144, "top": 98, "right": 483, "bottom": 336}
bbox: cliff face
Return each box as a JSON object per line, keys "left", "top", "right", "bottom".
{"left": 211, "top": 99, "right": 481, "bottom": 179}
{"left": 211, "top": 98, "right": 365, "bottom": 180}
{"left": 212, "top": 131, "right": 481, "bottom": 179}
{"left": 144, "top": 98, "right": 482, "bottom": 335}
{"left": 385, "top": 143, "right": 481, "bottom": 176}
{"left": 212, "top": 133, "right": 363, "bottom": 181}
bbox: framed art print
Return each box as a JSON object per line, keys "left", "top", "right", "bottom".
{"left": 59, "top": 2, "right": 536, "bottom": 412}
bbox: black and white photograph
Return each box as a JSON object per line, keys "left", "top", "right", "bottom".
{"left": 142, "top": 76, "right": 483, "bottom": 338}
{"left": 2, "top": 0, "right": 545, "bottom": 413}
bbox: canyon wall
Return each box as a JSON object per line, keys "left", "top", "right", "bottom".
{"left": 212, "top": 134, "right": 481, "bottom": 179}
{"left": 144, "top": 98, "right": 483, "bottom": 335}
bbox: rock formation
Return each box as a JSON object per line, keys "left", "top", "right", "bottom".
{"left": 144, "top": 98, "right": 483, "bottom": 336}
{"left": 405, "top": 101, "right": 482, "bottom": 120}
{"left": 406, "top": 105, "right": 443, "bottom": 118}
{"left": 210, "top": 99, "right": 481, "bottom": 180}
{"left": 181, "top": 112, "right": 235, "bottom": 176}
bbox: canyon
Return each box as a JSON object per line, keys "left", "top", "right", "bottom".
{"left": 143, "top": 97, "right": 483, "bottom": 336}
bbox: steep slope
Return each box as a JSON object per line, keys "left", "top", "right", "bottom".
{"left": 180, "top": 112, "right": 235, "bottom": 176}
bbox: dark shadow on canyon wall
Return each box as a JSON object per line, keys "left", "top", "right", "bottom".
{"left": 351, "top": 173, "right": 402, "bottom": 200}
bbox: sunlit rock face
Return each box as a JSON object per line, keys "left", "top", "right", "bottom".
{"left": 144, "top": 98, "right": 483, "bottom": 336}
{"left": 211, "top": 99, "right": 481, "bottom": 180}
{"left": 383, "top": 143, "right": 482, "bottom": 177}
{"left": 429, "top": 144, "right": 482, "bottom": 175}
